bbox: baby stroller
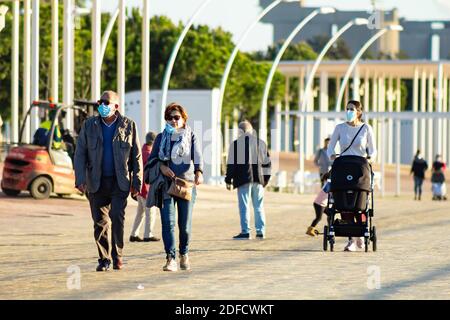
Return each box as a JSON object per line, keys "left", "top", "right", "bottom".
{"left": 323, "top": 155, "right": 377, "bottom": 252}
{"left": 431, "top": 171, "right": 447, "bottom": 201}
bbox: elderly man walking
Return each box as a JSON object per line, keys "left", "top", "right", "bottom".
{"left": 74, "top": 90, "right": 142, "bottom": 272}
{"left": 225, "top": 121, "right": 271, "bottom": 240}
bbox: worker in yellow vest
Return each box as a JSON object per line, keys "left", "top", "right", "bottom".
{"left": 33, "top": 109, "right": 63, "bottom": 150}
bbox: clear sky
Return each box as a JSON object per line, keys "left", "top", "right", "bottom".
{"left": 100, "top": 0, "right": 450, "bottom": 52}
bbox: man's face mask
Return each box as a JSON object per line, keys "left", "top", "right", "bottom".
{"left": 97, "top": 101, "right": 115, "bottom": 118}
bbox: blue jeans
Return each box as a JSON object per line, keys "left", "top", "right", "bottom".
{"left": 160, "top": 187, "right": 197, "bottom": 259}
{"left": 414, "top": 176, "right": 424, "bottom": 196}
{"left": 237, "top": 183, "right": 266, "bottom": 235}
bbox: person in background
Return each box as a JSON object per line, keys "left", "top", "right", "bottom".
{"left": 306, "top": 172, "right": 330, "bottom": 237}
{"left": 314, "top": 138, "right": 332, "bottom": 187}
{"left": 410, "top": 150, "right": 428, "bottom": 201}
{"left": 130, "top": 131, "right": 161, "bottom": 243}
{"left": 431, "top": 154, "right": 447, "bottom": 201}
{"left": 225, "top": 121, "right": 272, "bottom": 240}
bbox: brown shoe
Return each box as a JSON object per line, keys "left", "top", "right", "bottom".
{"left": 180, "top": 254, "right": 191, "bottom": 271}
{"left": 144, "top": 236, "right": 160, "bottom": 242}
{"left": 113, "top": 258, "right": 123, "bottom": 270}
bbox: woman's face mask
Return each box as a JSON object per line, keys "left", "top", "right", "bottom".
{"left": 164, "top": 123, "right": 176, "bottom": 134}
{"left": 346, "top": 109, "right": 356, "bottom": 122}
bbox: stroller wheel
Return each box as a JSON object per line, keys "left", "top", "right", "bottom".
{"left": 330, "top": 238, "right": 334, "bottom": 252}
{"left": 364, "top": 237, "right": 369, "bottom": 252}
{"left": 323, "top": 226, "right": 328, "bottom": 251}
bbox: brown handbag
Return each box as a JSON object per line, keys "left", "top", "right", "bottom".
{"left": 167, "top": 177, "right": 193, "bottom": 201}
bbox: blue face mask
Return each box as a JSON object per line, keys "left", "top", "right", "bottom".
{"left": 346, "top": 110, "right": 356, "bottom": 122}
{"left": 165, "top": 123, "right": 176, "bottom": 134}
{"left": 98, "top": 103, "right": 112, "bottom": 118}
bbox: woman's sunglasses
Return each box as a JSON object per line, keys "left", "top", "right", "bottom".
{"left": 166, "top": 115, "right": 181, "bottom": 121}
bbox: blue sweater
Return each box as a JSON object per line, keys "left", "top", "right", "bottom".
{"left": 101, "top": 120, "right": 118, "bottom": 177}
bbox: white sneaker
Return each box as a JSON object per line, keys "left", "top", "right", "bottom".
{"left": 356, "top": 237, "right": 364, "bottom": 249}
{"left": 344, "top": 239, "right": 357, "bottom": 252}
{"left": 163, "top": 258, "right": 178, "bottom": 272}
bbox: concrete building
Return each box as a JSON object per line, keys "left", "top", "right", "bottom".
{"left": 259, "top": 0, "right": 450, "bottom": 60}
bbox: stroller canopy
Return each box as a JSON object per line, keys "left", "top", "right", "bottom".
{"left": 330, "top": 155, "right": 372, "bottom": 192}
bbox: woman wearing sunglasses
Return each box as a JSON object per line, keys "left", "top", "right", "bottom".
{"left": 147, "top": 103, "right": 203, "bottom": 272}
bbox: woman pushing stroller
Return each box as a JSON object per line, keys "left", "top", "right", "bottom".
{"left": 326, "top": 100, "right": 377, "bottom": 251}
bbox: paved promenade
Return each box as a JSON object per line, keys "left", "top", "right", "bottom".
{"left": 1, "top": 184, "right": 449, "bottom": 300}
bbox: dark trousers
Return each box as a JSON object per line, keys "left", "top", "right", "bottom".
{"left": 88, "top": 177, "right": 129, "bottom": 262}
{"left": 414, "top": 176, "right": 424, "bottom": 197}
{"left": 311, "top": 203, "right": 325, "bottom": 227}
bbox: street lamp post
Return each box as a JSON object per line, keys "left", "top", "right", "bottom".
{"left": 10, "top": 2, "right": 19, "bottom": 143}
{"left": 141, "top": 0, "right": 150, "bottom": 143}
{"left": 335, "top": 25, "right": 403, "bottom": 111}
{"left": 298, "top": 17, "right": 369, "bottom": 193}
{"left": 216, "top": 0, "right": 300, "bottom": 179}
{"left": 259, "top": 6, "right": 335, "bottom": 143}
{"left": 160, "top": 0, "right": 214, "bottom": 131}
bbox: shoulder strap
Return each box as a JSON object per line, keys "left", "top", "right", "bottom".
{"left": 340, "top": 124, "right": 365, "bottom": 156}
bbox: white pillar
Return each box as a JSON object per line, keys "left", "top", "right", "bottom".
{"left": 335, "top": 76, "right": 341, "bottom": 111}
{"left": 380, "top": 118, "right": 385, "bottom": 197}
{"left": 443, "top": 77, "right": 448, "bottom": 165}
{"left": 299, "top": 68, "right": 307, "bottom": 194}
{"left": 435, "top": 64, "right": 443, "bottom": 159}
{"left": 420, "top": 69, "right": 427, "bottom": 156}
{"left": 296, "top": 69, "right": 304, "bottom": 152}
{"left": 298, "top": 68, "right": 308, "bottom": 193}
{"left": 232, "top": 108, "right": 239, "bottom": 141}
{"left": 372, "top": 75, "right": 378, "bottom": 162}
{"left": 363, "top": 71, "right": 370, "bottom": 116}
{"left": 11, "top": 0, "right": 20, "bottom": 143}
{"left": 305, "top": 71, "right": 314, "bottom": 159}
{"left": 63, "top": 0, "right": 74, "bottom": 130}
{"left": 91, "top": 0, "right": 101, "bottom": 101}
{"left": 31, "top": 0, "right": 40, "bottom": 135}
{"left": 141, "top": 0, "right": 150, "bottom": 142}
{"left": 273, "top": 102, "right": 282, "bottom": 152}
{"left": 395, "top": 76, "right": 401, "bottom": 196}
{"left": 427, "top": 72, "right": 434, "bottom": 164}
{"left": 378, "top": 75, "right": 385, "bottom": 163}
{"left": 387, "top": 75, "right": 394, "bottom": 164}
{"left": 412, "top": 67, "right": 419, "bottom": 156}
{"left": 224, "top": 115, "right": 230, "bottom": 154}
{"left": 319, "top": 71, "right": 329, "bottom": 144}
{"left": 51, "top": 0, "right": 58, "bottom": 104}
{"left": 352, "top": 67, "right": 360, "bottom": 101}
{"left": 118, "top": 0, "right": 126, "bottom": 114}
{"left": 22, "top": 0, "right": 31, "bottom": 143}
{"left": 284, "top": 76, "right": 290, "bottom": 152}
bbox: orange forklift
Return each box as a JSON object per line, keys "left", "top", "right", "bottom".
{"left": 1, "top": 100, "right": 97, "bottom": 199}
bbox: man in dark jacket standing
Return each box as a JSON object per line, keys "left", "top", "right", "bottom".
{"left": 225, "top": 121, "right": 271, "bottom": 240}
{"left": 74, "top": 90, "right": 142, "bottom": 271}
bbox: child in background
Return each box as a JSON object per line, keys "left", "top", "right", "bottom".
{"left": 306, "top": 173, "right": 330, "bottom": 237}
